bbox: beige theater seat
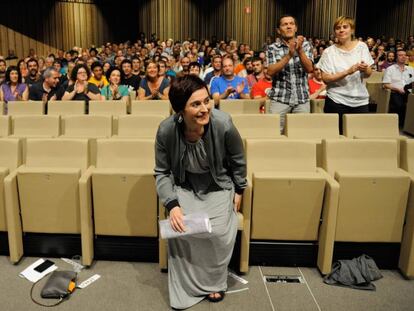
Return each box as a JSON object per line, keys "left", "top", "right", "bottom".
{"left": 61, "top": 115, "right": 112, "bottom": 165}
{"left": 131, "top": 100, "right": 171, "bottom": 117}
{"left": 7, "top": 101, "right": 45, "bottom": 115}
{"left": 219, "top": 99, "right": 268, "bottom": 114}
{"left": 365, "top": 82, "right": 391, "bottom": 113}
{"left": 343, "top": 113, "right": 406, "bottom": 165}
{"left": 0, "top": 116, "right": 11, "bottom": 137}
{"left": 89, "top": 100, "right": 128, "bottom": 135}
{"left": 403, "top": 94, "right": 414, "bottom": 135}
{"left": 246, "top": 139, "right": 339, "bottom": 274}
{"left": 231, "top": 114, "right": 283, "bottom": 142}
{"left": 47, "top": 100, "right": 86, "bottom": 115}
{"left": 0, "top": 139, "right": 22, "bottom": 235}
{"left": 0, "top": 101, "right": 4, "bottom": 115}
{"left": 322, "top": 139, "right": 414, "bottom": 278}
{"left": 310, "top": 98, "right": 325, "bottom": 113}
{"left": 115, "top": 115, "right": 164, "bottom": 139}
{"left": 365, "top": 71, "right": 384, "bottom": 83}
{"left": 285, "top": 114, "right": 343, "bottom": 166}
{"left": 4, "top": 138, "right": 94, "bottom": 265}
{"left": 80, "top": 139, "right": 157, "bottom": 263}
{"left": 10, "top": 115, "right": 60, "bottom": 138}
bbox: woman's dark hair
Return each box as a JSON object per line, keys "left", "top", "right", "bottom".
{"left": 105, "top": 66, "right": 122, "bottom": 82}
{"left": 5, "top": 65, "right": 23, "bottom": 84}
{"left": 91, "top": 61, "right": 103, "bottom": 71}
{"left": 70, "top": 63, "right": 91, "bottom": 82}
{"left": 169, "top": 75, "right": 209, "bottom": 113}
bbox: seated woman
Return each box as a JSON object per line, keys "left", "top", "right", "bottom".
{"left": 101, "top": 67, "right": 129, "bottom": 101}
{"left": 0, "top": 66, "right": 29, "bottom": 113}
{"left": 137, "top": 60, "right": 170, "bottom": 100}
{"left": 155, "top": 75, "right": 246, "bottom": 310}
{"left": 62, "top": 63, "right": 102, "bottom": 108}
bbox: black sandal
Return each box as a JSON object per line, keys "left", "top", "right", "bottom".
{"left": 207, "top": 291, "right": 225, "bottom": 303}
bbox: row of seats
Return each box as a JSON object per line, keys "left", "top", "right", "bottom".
{"left": 1, "top": 137, "right": 413, "bottom": 278}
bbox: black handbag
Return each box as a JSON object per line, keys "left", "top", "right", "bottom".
{"left": 31, "top": 271, "right": 77, "bottom": 307}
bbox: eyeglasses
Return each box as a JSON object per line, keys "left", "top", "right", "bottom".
{"left": 77, "top": 71, "right": 87, "bottom": 75}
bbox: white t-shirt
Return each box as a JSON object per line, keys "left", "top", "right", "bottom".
{"left": 382, "top": 64, "right": 414, "bottom": 91}
{"left": 316, "top": 41, "right": 374, "bottom": 107}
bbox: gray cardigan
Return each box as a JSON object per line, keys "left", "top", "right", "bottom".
{"left": 154, "top": 108, "right": 247, "bottom": 211}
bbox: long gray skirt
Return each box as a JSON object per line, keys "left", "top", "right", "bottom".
{"left": 168, "top": 186, "right": 238, "bottom": 309}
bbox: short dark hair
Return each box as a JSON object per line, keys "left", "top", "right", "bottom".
{"left": 5, "top": 65, "right": 23, "bottom": 84}
{"left": 105, "top": 66, "right": 122, "bottom": 81}
{"left": 91, "top": 61, "right": 103, "bottom": 71}
{"left": 169, "top": 75, "right": 209, "bottom": 113}
{"left": 278, "top": 15, "right": 297, "bottom": 28}
{"left": 189, "top": 62, "right": 201, "bottom": 70}
{"left": 70, "top": 63, "right": 91, "bottom": 81}
{"left": 121, "top": 59, "right": 132, "bottom": 68}
{"left": 26, "top": 58, "right": 38, "bottom": 66}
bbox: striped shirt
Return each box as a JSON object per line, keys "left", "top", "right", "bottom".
{"left": 266, "top": 40, "right": 313, "bottom": 105}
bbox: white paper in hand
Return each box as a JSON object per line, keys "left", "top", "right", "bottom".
{"left": 19, "top": 258, "right": 58, "bottom": 283}
{"left": 159, "top": 212, "right": 212, "bottom": 239}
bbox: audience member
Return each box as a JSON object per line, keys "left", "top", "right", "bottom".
{"left": 89, "top": 61, "right": 109, "bottom": 89}
{"left": 138, "top": 61, "right": 170, "bottom": 100}
{"left": 101, "top": 67, "right": 129, "bottom": 101}
{"left": 0, "top": 66, "right": 29, "bottom": 113}
{"left": 29, "top": 67, "right": 64, "bottom": 102}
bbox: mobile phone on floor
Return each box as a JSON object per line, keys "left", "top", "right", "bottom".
{"left": 34, "top": 259, "right": 55, "bottom": 273}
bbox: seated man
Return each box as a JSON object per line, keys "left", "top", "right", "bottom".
{"left": 89, "top": 61, "right": 109, "bottom": 90}
{"left": 251, "top": 66, "right": 272, "bottom": 99}
{"left": 189, "top": 62, "right": 201, "bottom": 77}
{"left": 383, "top": 49, "right": 414, "bottom": 127}
{"left": 211, "top": 57, "right": 250, "bottom": 101}
{"left": 29, "top": 67, "right": 64, "bottom": 102}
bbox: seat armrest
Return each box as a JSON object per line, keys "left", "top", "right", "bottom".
{"left": 315, "top": 168, "right": 340, "bottom": 275}
{"left": 4, "top": 167, "right": 24, "bottom": 263}
{"left": 399, "top": 174, "right": 414, "bottom": 279}
{"left": 79, "top": 166, "right": 95, "bottom": 266}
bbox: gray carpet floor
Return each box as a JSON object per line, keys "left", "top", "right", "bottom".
{"left": 0, "top": 256, "right": 413, "bottom": 311}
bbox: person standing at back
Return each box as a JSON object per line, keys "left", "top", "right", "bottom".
{"left": 316, "top": 16, "right": 373, "bottom": 133}
{"left": 266, "top": 15, "right": 313, "bottom": 132}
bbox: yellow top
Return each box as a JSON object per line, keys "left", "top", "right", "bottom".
{"left": 88, "top": 76, "right": 109, "bottom": 88}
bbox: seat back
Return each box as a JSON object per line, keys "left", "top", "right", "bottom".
{"left": 7, "top": 101, "right": 45, "bottom": 115}
{"left": 62, "top": 115, "right": 112, "bottom": 137}
{"left": 47, "top": 100, "right": 86, "bottom": 115}
{"left": 130, "top": 100, "right": 171, "bottom": 117}
{"left": 88, "top": 100, "right": 128, "bottom": 116}
{"left": 0, "top": 101, "right": 4, "bottom": 115}
{"left": 231, "top": 114, "right": 281, "bottom": 139}
{"left": 285, "top": 113, "right": 339, "bottom": 138}
{"left": 12, "top": 115, "right": 60, "bottom": 137}
{"left": 343, "top": 113, "right": 399, "bottom": 138}
{"left": 0, "top": 138, "right": 22, "bottom": 230}
{"left": 403, "top": 94, "right": 414, "bottom": 135}
{"left": 93, "top": 139, "right": 157, "bottom": 236}
{"left": 401, "top": 139, "right": 414, "bottom": 173}
{"left": 117, "top": 115, "right": 164, "bottom": 138}
{"left": 219, "top": 99, "right": 267, "bottom": 114}
{"left": 365, "top": 82, "right": 391, "bottom": 113}
{"left": 310, "top": 98, "right": 325, "bottom": 113}
{"left": 18, "top": 139, "right": 89, "bottom": 234}
{"left": 0, "top": 115, "right": 11, "bottom": 137}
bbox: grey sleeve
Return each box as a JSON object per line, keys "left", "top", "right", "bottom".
{"left": 225, "top": 119, "right": 247, "bottom": 194}
{"left": 154, "top": 127, "right": 179, "bottom": 211}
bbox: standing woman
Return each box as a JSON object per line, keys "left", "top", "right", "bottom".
{"left": 137, "top": 61, "right": 170, "bottom": 100}
{"left": 316, "top": 16, "right": 373, "bottom": 133}
{"left": 101, "top": 67, "right": 129, "bottom": 101}
{"left": 155, "top": 75, "right": 246, "bottom": 310}
{"left": 0, "top": 66, "right": 29, "bottom": 113}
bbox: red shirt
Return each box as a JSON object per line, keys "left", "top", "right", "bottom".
{"left": 251, "top": 79, "right": 272, "bottom": 98}
{"left": 308, "top": 78, "right": 326, "bottom": 99}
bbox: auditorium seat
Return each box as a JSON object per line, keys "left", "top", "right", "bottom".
{"left": 7, "top": 101, "right": 45, "bottom": 115}
{"left": 219, "top": 99, "right": 268, "bottom": 114}
{"left": 343, "top": 113, "right": 405, "bottom": 164}
{"left": 47, "top": 100, "right": 86, "bottom": 115}
{"left": 89, "top": 100, "right": 128, "bottom": 135}
{"left": 131, "top": 100, "right": 171, "bottom": 117}
{"left": 61, "top": 115, "right": 113, "bottom": 165}
{"left": 285, "top": 114, "right": 343, "bottom": 166}
{"left": 310, "top": 98, "right": 325, "bottom": 113}
{"left": 114, "top": 115, "right": 164, "bottom": 138}
{"left": 80, "top": 138, "right": 157, "bottom": 263}
{"left": 322, "top": 139, "right": 414, "bottom": 278}
{"left": 365, "top": 82, "right": 391, "bottom": 113}
{"left": 403, "top": 94, "right": 414, "bottom": 135}
{"left": 246, "top": 139, "right": 339, "bottom": 274}
{"left": 231, "top": 114, "right": 283, "bottom": 142}
{"left": 0, "top": 101, "right": 4, "bottom": 115}
{"left": 0, "top": 138, "right": 22, "bottom": 235}
{"left": 0, "top": 116, "right": 11, "bottom": 137}
{"left": 4, "top": 138, "right": 93, "bottom": 265}
{"left": 10, "top": 115, "right": 60, "bottom": 138}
